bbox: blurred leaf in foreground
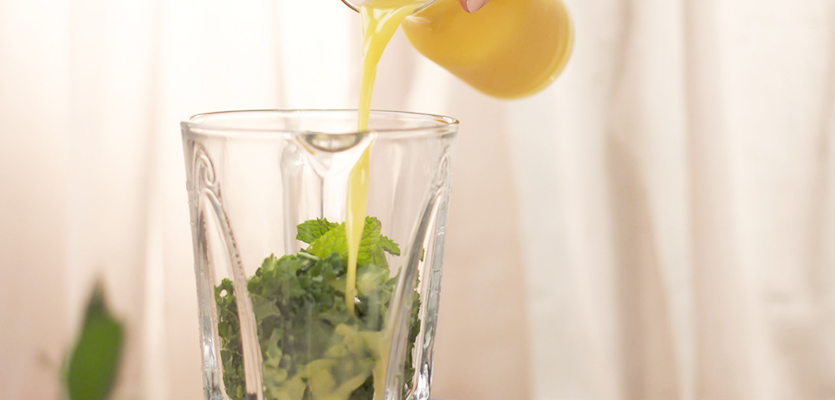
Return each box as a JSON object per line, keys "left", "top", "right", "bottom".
{"left": 64, "top": 283, "right": 124, "bottom": 400}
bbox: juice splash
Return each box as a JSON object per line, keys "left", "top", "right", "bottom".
{"left": 345, "top": 0, "right": 423, "bottom": 314}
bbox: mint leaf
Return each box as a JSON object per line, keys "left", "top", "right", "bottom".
{"left": 307, "top": 217, "right": 398, "bottom": 268}
{"left": 358, "top": 217, "right": 384, "bottom": 268}
{"left": 307, "top": 224, "right": 348, "bottom": 259}
{"left": 65, "top": 283, "right": 124, "bottom": 400}
{"left": 297, "top": 218, "right": 339, "bottom": 244}
{"left": 379, "top": 235, "right": 400, "bottom": 256}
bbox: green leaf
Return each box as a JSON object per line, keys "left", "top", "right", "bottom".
{"left": 378, "top": 236, "right": 400, "bottom": 256}
{"left": 357, "top": 218, "right": 383, "bottom": 268}
{"left": 65, "top": 283, "right": 124, "bottom": 400}
{"left": 306, "top": 217, "right": 398, "bottom": 269}
{"left": 307, "top": 224, "right": 348, "bottom": 260}
{"left": 297, "top": 218, "right": 339, "bottom": 244}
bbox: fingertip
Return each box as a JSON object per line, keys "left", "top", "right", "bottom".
{"left": 461, "top": 0, "right": 488, "bottom": 13}
{"left": 459, "top": 0, "right": 472, "bottom": 13}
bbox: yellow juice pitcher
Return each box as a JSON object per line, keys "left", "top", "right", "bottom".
{"left": 344, "top": 0, "right": 575, "bottom": 99}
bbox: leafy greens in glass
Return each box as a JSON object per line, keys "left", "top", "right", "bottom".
{"left": 215, "top": 217, "right": 420, "bottom": 400}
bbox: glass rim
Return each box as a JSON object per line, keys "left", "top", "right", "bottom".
{"left": 181, "top": 109, "right": 459, "bottom": 140}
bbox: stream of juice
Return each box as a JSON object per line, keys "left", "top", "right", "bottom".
{"left": 344, "top": 0, "right": 423, "bottom": 314}
{"left": 344, "top": 2, "right": 425, "bottom": 398}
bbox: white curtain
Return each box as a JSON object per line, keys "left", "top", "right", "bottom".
{"left": 513, "top": 1, "right": 835, "bottom": 399}
{"left": 2, "top": 0, "right": 834, "bottom": 399}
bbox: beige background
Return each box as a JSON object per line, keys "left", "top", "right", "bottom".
{"left": 2, "top": 0, "right": 835, "bottom": 399}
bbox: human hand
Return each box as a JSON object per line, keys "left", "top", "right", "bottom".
{"left": 460, "top": 0, "right": 490, "bottom": 13}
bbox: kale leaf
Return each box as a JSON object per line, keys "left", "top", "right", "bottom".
{"left": 216, "top": 217, "right": 418, "bottom": 400}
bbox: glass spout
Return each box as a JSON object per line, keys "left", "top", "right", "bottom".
{"left": 341, "top": 0, "right": 436, "bottom": 13}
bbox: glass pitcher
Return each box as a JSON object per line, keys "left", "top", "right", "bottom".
{"left": 182, "top": 110, "right": 458, "bottom": 400}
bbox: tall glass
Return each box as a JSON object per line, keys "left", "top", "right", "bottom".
{"left": 182, "top": 110, "right": 458, "bottom": 400}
